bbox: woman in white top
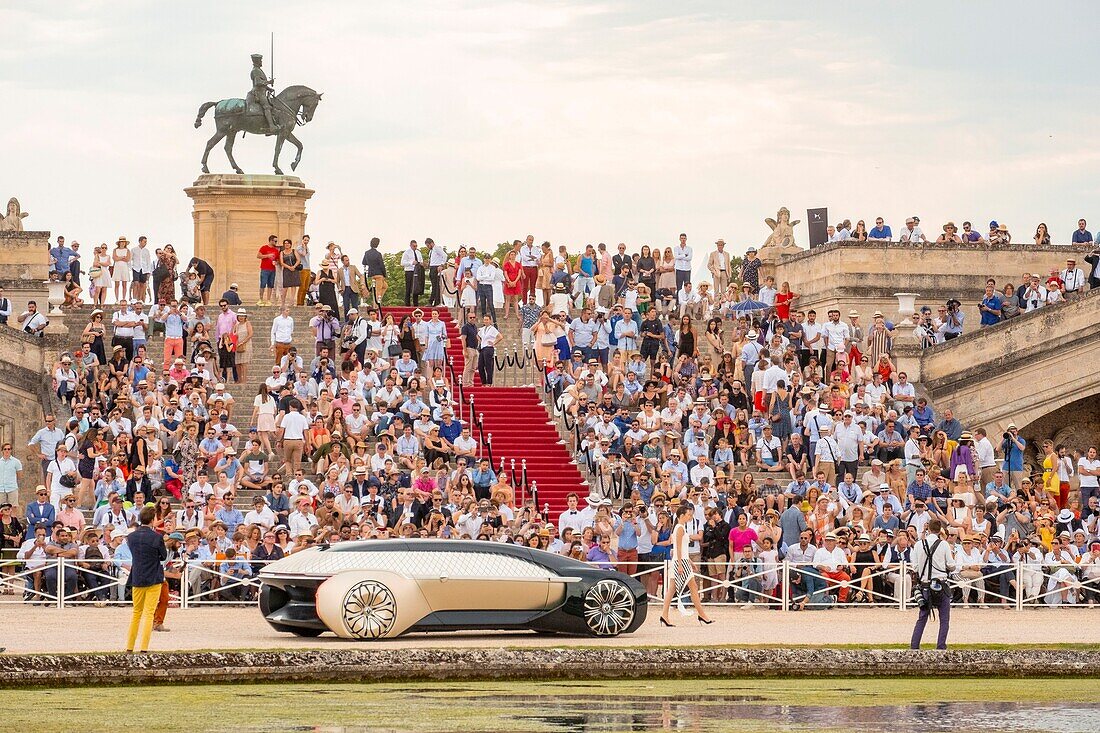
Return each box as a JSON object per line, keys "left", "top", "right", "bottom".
{"left": 380, "top": 314, "right": 401, "bottom": 357}
{"left": 251, "top": 383, "right": 278, "bottom": 454}
{"left": 93, "top": 245, "right": 113, "bottom": 306}
{"left": 112, "top": 237, "right": 132, "bottom": 302}
{"left": 659, "top": 504, "right": 713, "bottom": 627}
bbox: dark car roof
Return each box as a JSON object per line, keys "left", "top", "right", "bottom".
{"left": 322, "top": 539, "right": 595, "bottom": 575}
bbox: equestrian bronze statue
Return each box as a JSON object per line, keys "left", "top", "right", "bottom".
{"left": 194, "top": 53, "right": 323, "bottom": 175}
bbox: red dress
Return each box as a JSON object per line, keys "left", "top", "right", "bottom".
{"left": 503, "top": 261, "right": 524, "bottom": 296}
{"left": 774, "top": 291, "right": 796, "bottom": 321}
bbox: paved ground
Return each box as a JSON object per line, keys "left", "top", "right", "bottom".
{"left": 1, "top": 605, "right": 1097, "bottom": 654}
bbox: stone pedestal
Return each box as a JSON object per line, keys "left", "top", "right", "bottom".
{"left": 184, "top": 174, "right": 315, "bottom": 302}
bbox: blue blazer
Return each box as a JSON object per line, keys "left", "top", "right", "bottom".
{"left": 25, "top": 501, "right": 55, "bottom": 539}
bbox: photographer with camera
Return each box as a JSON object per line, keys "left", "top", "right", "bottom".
{"left": 941, "top": 299, "right": 964, "bottom": 340}
{"left": 1001, "top": 423, "right": 1026, "bottom": 491}
{"left": 916, "top": 307, "right": 938, "bottom": 349}
{"left": 910, "top": 517, "right": 957, "bottom": 650}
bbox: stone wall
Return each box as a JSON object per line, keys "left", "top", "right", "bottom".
{"left": 771, "top": 240, "right": 1094, "bottom": 327}
{"left": 0, "top": 230, "right": 50, "bottom": 315}
{"left": 0, "top": 327, "right": 62, "bottom": 501}
{"left": 919, "top": 287, "right": 1100, "bottom": 438}
{"left": 1, "top": 648, "right": 1098, "bottom": 686}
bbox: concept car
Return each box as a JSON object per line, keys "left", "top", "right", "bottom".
{"left": 258, "top": 539, "right": 648, "bottom": 639}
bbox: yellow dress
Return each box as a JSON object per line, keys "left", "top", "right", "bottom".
{"left": 1042, "top": 454, "right": 1056, "bottom": 493}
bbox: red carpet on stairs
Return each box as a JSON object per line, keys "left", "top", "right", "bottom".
{"left": 465, "top": 386, "right": 588, "bottom": 514}
{"left": 383, "top": 307, "right": 586, "bottom": 514}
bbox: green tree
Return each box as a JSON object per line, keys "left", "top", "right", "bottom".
{"left": 376, "top": 243, "right": 514, "bottom": 306}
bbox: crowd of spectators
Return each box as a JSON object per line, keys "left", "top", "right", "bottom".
{"left": 0, "top": 223, "right": 1098, "bottom": 610}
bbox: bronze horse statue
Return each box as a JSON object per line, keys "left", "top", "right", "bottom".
{"left": 194, "top": 85, "right": 322, "bottom": 175}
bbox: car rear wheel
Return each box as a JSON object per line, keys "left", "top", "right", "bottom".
{"left": 342, "top": 580, "right": 398, "bottom": 639}
{"left": 583, "top": 579, "right": 636, "bottom": 636}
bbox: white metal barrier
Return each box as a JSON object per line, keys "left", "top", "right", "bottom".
{"left": 1, "top": 558, "right": 1100, "bottom": 610}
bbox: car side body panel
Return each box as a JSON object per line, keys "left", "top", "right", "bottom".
{"left": 258, "top": 540, "right": 648, "bottom": 639}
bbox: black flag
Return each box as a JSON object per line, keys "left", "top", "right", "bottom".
{"left": 807, "top": 208, "right": 828, "bottom": 249}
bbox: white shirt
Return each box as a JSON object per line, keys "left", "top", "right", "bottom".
{"left": 558, "top": 508, "right": 585, "bottom": 535}
{"left": 519, "top": 244, "right": 539, "bottom": 267}
{"left": 474, "top": 264, "right": 503, "bottom": 285}
{"left": 823, "top": 321, "right": 851, "bottom": 351}
{"left": 427, "top": 245, "right": 448, "bottom": 267}
{"left": 811, "top": 546, "right": 848, "bottom": 573}
{"left": 188, "top": 481, "right": 214, "bottom": 505}
{"left": 46, "top": 456, "right": 76, "bottom": 495}
{"left": 477, "top": 325, "right": 501, "bottom": 348}
{"left": 910, "top": 535, "right": 955, "bottom": 580}
{"left": 243, "top": 506, "right": 277, "bottom": 529}
{"left": 1061, "top": 267, "right": 1085, "bottom": 291}
{"left": 130, "top": 244, "right": 153, "bottom": 273}
{"left": 270, "top": 314, "right": 295, "bottom": 345}
{"left": 1021, "top": 285, "right": 1047, "bottom": 312}
{"left": 892, "top": 381, "right": 915, "bottom": 402}
{"left": 400, "top": 248, "right": 421, "bottom": 271}
{"left": 899, "top": 226, "right": 925, "bottom": 243}
{"left": 673, "top": 244, "right": 693, "bottom": 271}
{"left": 288, "top": 510, "right": 318, "bottom": 537}
{"left": 280, "top": 411, "right": 311, "bottom": 440}
{"left": 832, "top": 421, "right": 864, "bottom": 461}
{"left": 1078, "top": 458, "right": 1100, "bottom": 488}
{"left": 112, "top": 308, "right": 135, "bottom": 337}
{"left": 975, "top": 436, "right": 996, "bottom": 468}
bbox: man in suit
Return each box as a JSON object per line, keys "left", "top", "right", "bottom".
{"left": 391, "top": 486, "right": 430, "bottom": 529}
{"left": 338, "top": 254, "right": 365, "bottom": 313}
{"left": 708, "top": 239, "right": 731, "bottom": 295}
{"left": 24, "top": 486, "right": 55, "bottom": 539}
{"left": 126, "top": 506, "right": 167, "bottom": 653}
{"left": 426, "top": 238, "right": 448, "bottom": 306}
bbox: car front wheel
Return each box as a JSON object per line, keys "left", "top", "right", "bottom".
{"left": 582, "top": 579, "right": 636, "bottom": 636}
{"left": 341, "top": 579, "right": 398, "bottom": 639}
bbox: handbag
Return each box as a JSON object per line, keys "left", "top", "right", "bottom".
{"left": 387, "top": 342, "right": 403, "bottom": 357}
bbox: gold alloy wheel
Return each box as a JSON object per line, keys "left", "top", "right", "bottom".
{"left": 583, "top": 579, "right": 635, "bottom": 636}
{"left": 341, "top": 580, "right": 398, "bottom": 639}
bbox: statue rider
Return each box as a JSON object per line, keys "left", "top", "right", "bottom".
{"left": 247, "top": 53, "right": 277, "bottom": 132}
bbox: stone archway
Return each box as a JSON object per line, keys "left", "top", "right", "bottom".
{"left": 1020, "top": 393, "right": 1100, "bottom": 455}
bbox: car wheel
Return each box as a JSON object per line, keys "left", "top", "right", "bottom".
{"left": 583, "top": 579, "right": 636, "bottom": 636}
{"left": 341, "top": 579, "right": 398, "bottom": 639}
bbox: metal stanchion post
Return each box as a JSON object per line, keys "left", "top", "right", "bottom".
{"left": 56, "top": 559, "right": 64, "bottom": 609}
{"left": 181, "top": 563, "right": 189, "bottom": 610}
{"left": 1015, "top": 561, "right": 1023, "bottom": 611}
{"left": 781, "top": 561, "right": 790, "bottom": 611}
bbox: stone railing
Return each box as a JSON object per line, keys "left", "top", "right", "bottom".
{"left": 918, "top": 287, "right": 1100, "bottom": 434}
{"left": 768, "top": 239, "right": 1095, "bottom": 333}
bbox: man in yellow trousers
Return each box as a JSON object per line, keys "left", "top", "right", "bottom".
{"left": 126, "top": 505, "right": 167, "bottom": 654}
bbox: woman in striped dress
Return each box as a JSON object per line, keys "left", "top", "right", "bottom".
{"left": 659, "top": 504, "right": 714, "bottom": 627}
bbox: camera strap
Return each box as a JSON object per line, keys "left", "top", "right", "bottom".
{"left": 920, "top": 537, "right": 942, "bottom": 583}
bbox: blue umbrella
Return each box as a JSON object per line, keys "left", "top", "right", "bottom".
{"left": 728, "top": 299, "right": 769, "bottom": 313}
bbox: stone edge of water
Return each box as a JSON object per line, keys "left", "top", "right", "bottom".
{"left": 0, "top": 648, "right": 1096, "bottom": 687}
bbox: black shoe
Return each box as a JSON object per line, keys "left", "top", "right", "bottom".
{"left": 659, "top": 616, "right": 674, "bottom": 627}
{"left": 698, "top": 617, "right": 714, "bottom": 625}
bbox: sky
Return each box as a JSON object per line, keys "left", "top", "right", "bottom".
{"left": 4, "top": 1, "right": 1100, "bottom": 267}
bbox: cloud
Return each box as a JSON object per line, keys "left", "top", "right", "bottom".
{"left": 2, "top": 1, "right": 1098, "bottom": 258}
